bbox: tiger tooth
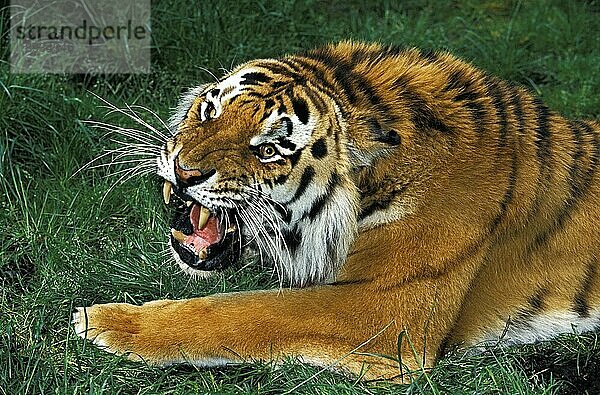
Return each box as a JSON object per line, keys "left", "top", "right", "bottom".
{"left": 198, "top": 206, "right": 210, "bottom": 230}
{"left": 163, "top": 181, "right": 172, "bottom": 204}
{"left": 198, "top": 249, "right": 207, "bottom": 260}
{"left": 186, "top": 201, "right": 193, "bottom": 207}
{"left": 171, "top": 229, "right": 187, "bottom": 243}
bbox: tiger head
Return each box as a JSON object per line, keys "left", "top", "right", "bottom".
{"left": 157, "top": 43, "right": 419, "bottom": 286}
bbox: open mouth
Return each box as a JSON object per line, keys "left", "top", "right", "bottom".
{"left": 163, "top": 181, "right": 240, "bottom": 272}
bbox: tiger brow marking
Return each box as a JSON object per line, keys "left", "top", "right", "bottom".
{"left": 290, "top": 95, "right": 309, "bottom": 124}
{"left": 240, "top": 72, "right": 272, "bottom": 85}
{"left": 574, "top": 257, "right": 598, "bottom": 318}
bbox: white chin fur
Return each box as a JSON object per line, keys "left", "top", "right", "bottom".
{"left": 168, "top": 239, "right": 214, "bottom": 279}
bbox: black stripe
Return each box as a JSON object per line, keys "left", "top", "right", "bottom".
{"left": 300, "top": 50, "right": 391, "bottom": 114}
{"left": 240, "top": 72, "right": 272, "bottom": 85}
{"left": 488, "top": 85, "right": 518, "bottom": 232}
{"left": 574, "top": 258, "right": 598, "bottom": 318}
{"left": 281, "top": 117, "right": 293, "bottom": 136}
{"left": 418, "top": 48, "right": 439, "bottom": 63}
{"left": 303, "top": 87, "right": 328, "bottom": 115}
{"left": 311, "top": 137, "right": 327, "bottom": 159}
{"left": 288, "top": 150, "right": 301, "bottom": 167}
{"left": 258, "top": 110, "right": 272, "bottom": 123}
{"left": 306, "top": 171, "right": 340, "bottom": 220}
{"left": 328, "top": 279, "right": 367, "bottom": 286}
{"left": 533, "top": 98, "right": 551, "bottom": 170}
{"left": 487, "top": 78, "right": 509, "bottom": 149}
{"left": 274, "top": 174, "right": 288, "bottom": 185}
{"left": 511, "top": 287, "right": 550, "bottom": 329}
{"left": 528, "top": 120, "right": 599, "bottom": 252}
{"left": 359, "top": 183, "right": 409, "bottom": 220}
{"left": 276, "top": 138, "right": 296, "bottom": 151}
{"left": 287, "top": 166, "right": 314, "bottom": 204}
{"left": 291, "top": 96, "right": 310, "bottom": 124}
{"left": 282, "top": 57, "right": 347, "bottom": 119}
{"left": 444, "top": 71, "right": 487, "bottom": 135}
{"left": 394, "top": 76, "right": 452, "bottom": 135}
{"left": 264, "top": 98, "right": 275, "bottom": 109}
{"left": 271, "top": 81, "right": 286, "bottom": 89}
{"left": 303, "top": 50, "right": 359, "bottom": 104}
{"left": 443, "top": 69, "right": 468, "bottom": 93}
{"left": 282, "top": 226, "right": 302, "bottom": 256}
{"left": 527, "top": 287, "right": 549, "bottom": 313}
{"left": 273, "top": 203, "right": 292, "bottom": 223}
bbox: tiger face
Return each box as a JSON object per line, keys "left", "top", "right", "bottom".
{"left": 158, "top": 61, "right": 359, "bottom": 285}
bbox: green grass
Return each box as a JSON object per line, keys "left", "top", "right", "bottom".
{"left": 1, "top": 0, "right": 600, "bottom": 393}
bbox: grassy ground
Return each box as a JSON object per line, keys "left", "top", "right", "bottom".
{"left": 1, "top": 0, "right": 600, "bottom": 393}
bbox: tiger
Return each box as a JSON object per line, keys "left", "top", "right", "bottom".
{"left": 72, "top": 41, "right": 600, "bottom": 380}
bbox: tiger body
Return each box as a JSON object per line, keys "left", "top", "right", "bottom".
{"left": 73, "top": 42, "right": 600, "bottom": 379}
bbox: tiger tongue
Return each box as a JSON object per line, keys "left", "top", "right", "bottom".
{"left": 186, "top": 204, "right": 221, "bottom": 253}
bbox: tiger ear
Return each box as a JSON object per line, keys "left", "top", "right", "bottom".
{"left": 367, "top": 118, "right": 401, "bottom": 146}
{"left": 345, "top": 116, "right": 402, "bottom": 170}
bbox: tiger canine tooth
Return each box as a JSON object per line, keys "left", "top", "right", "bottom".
{"left": 171, "top": 229, "right": 187, "bottom": 243}
{"left": 198, "top": 206, "right": 210, "bottom": 230}
{"left": 162, "top": 181, "right": 172, "bottom": 204}
{"left": 186, "top": 201, "right": 193, "bottom": 207}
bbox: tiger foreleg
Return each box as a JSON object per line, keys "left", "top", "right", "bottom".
{"left": 73, "top": 283, "right": 441, "bottom": 380}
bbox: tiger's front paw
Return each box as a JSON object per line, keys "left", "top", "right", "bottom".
{"left": 72, "top": 302, "right": 144, "bottom": 360}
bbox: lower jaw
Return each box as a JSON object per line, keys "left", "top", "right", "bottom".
{"left": 169, "top": 229, "right": 241, "bottom": 273}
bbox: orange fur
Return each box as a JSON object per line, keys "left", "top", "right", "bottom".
{"left": 74, "top": 42, "right": 600, "bottom": 380}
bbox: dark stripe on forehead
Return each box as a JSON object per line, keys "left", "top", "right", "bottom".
{"left": 291, "top": 96, "right": 310, "bottom": 124}
{"left": 300, "top": 50, "right": 391, "bottom": 115}
{"left": 277, "top": 137, "right": 296, "bottom": 151}
{"left": 282, "top": 117, "right": 293, "bottom": 135}
{"left": 240, "top": 72, "right": 272, "bottom": 85}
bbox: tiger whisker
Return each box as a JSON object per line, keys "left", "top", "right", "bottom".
{"left": 84, "top": 120, "right": 166, "bottom": 145}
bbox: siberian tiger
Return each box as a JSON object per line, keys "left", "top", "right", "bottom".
{"left": 73, "top": 41, "right": 600, "bottom": 380}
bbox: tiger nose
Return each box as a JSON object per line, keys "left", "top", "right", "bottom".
{"left": 174, "top": 158, "right": 216, "bottom": 186}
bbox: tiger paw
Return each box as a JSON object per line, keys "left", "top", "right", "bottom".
{"left": 72, "top": 303, "right": 143, "bottom": 360}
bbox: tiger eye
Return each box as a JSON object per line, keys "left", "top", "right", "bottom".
{"left": 260, "top": 144, "right": 276, "bottom": 158}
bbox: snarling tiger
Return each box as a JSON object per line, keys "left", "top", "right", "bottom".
{"left": 73, "top": 41, "right": 600, "bottom": 380}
